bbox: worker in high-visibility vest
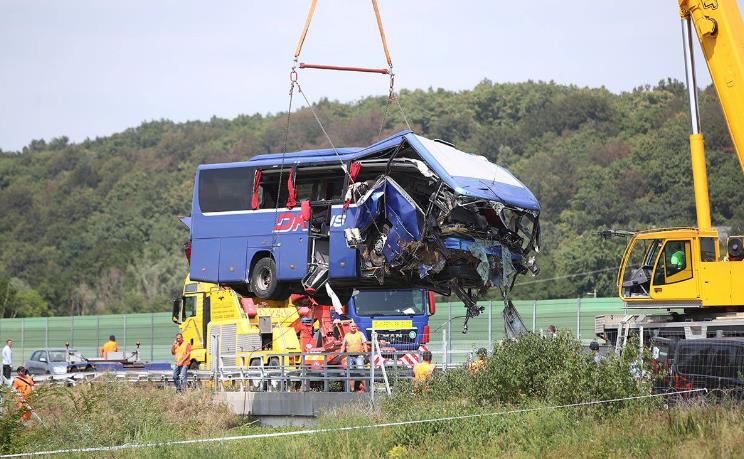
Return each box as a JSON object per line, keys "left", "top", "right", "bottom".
{"left": 340, "top": 322, "right": 367, "bottom": 392}
{"left": 171, "top": 332, "right": 192, "bottom": 392}
{"left": 467, "top": 348, "right": 487, "bottom": 374}
{"left": 12, "top": 366, "right": 34, "bottom": 422}
{"left": 413, "top": 351, "right": 435, "bottom": 385}
{"left": 99, "top": 335, "right": 119, "bottom": 358}
{"left": 670, "top": 249, "right": 686, "bottom": 273}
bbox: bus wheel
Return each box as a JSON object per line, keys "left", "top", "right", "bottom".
{"left": 251, "top": 257, "right": 286, "bottom": 299}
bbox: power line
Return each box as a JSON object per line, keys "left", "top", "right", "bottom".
{"left": 515, "top": 266, "right": 619, "bottom": 286}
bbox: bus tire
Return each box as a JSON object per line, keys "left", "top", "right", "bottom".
{"left": 251, "top": 257, "right": 286, "bottom": 299}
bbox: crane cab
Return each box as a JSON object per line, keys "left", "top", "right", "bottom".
{"left": 618, "top": 228, "right": 744, "bottom": 309}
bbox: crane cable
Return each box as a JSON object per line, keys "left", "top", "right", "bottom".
{"left": 289, "top": 0, "right": 410, "bottom": 160}
{"left": 278, "top": 0, "right": 413, "bottom": 289}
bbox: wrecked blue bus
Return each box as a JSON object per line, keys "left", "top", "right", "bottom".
{"left": 185, "top": 130, "right": 540, "bottom": 328}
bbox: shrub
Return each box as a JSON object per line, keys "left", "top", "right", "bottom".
{"left": 388, "top": 332, "right": 654, "bottom": 410}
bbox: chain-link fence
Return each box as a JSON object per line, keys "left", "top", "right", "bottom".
{"left": 656, "top": 333, "right": 744, "bottom": 393}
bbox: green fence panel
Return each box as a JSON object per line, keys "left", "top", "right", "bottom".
{"left": 0, "top": 297, "right": 634, "bottom": 368}
{"left": 69, "top": 316, "right": 100, "bottom": 360}
{"left": 0, "top": 318, "right": 24, "bottom": 367}
{"left": 1, "top": 312, "right": 179, "bottom": 367}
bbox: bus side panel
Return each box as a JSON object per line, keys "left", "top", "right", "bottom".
{"left": 329, "top": 205, "right": 359, "bottom": 278}
{"left": 218, "top": 237, "right": 249, "bottom": 282}
{"left": 273, "top": 210, "right": 309, "bottom": 281}
{"left": 190, "top": 238, "right": 221, "bottom": 283}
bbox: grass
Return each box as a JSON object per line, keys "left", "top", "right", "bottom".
{"left": 3, "top": 334, "right": 744, "bottom": 458}
{"left": 51, "top": 399, "right": 744, "bottom": 459}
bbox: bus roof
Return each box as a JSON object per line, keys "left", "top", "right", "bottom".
{"left": 196, "top": 130, "right": 539, "bottom": 211}
{"left": 201, "top": 130, "right": 412, "bottom": 170}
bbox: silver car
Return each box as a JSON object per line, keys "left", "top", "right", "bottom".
{"left": 25, "top": 348, "right": 94, "bottom": 376}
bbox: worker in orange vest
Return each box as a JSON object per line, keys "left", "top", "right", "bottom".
{"left": 467, "top": 348, "right": 487, "bottom": 374}
{"left": 12, "top": 366, "right": 34, "bottom": 422}
{"left": 340, "top": 322, "right": 368, "bottom": 392}
{"left": 99, "top": 335, "right": 119, "bottom": 358}
{"left": 171, "top": 332, "right": 192, "bottom": 392}
{"left": 413, "top": 350, "right": 435, "bottom": 385}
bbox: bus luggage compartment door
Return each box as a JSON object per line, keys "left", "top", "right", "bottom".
{"left": 190, "top": 239, "right": 220, "bottom": 283}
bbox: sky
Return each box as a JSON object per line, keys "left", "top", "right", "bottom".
{"left": 1, "top": 0, "right": 741, "bottom": 152}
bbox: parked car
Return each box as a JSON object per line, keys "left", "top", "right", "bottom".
{"left": 25, "top": 348, "right": 94, "bottom": 376}
{"left": 651, "top": 337, "right": 744, "bottom": 395}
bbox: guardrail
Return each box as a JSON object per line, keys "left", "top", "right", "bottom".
{"left": 27, "top": 350, "right": 421, "bottom": 394}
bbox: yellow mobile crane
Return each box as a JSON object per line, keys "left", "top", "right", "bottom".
{"left": 597, "top": 1, "right": 744, "bottom": 344}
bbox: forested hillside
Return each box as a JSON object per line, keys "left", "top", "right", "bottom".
{"left": 1, "top": 79, "right": 742, "bottom": 317}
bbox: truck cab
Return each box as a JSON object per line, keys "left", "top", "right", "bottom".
{"left": 347, "top": 289, "right": 434, "bottom": 351}
{"left": 618, "top": 228, "right": 744, "bottom": 309}
{"left": 172, "top": 278, "right": 302, "bottom": 369}
{"left": 172, "top": 278, "right": 434, "bottom": 368}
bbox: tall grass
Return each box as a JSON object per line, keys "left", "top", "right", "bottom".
{"left": 0, "top": 377, "right": 238, "bottom": 455}
{"left": 2, "top": 334, "right": 743, "bottom": 458}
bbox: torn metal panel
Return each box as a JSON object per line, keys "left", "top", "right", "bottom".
{"left": 352, "top": 176, "right": 424, "bottom": 265}
{"left": 339, "top": 136, "right": 541, "bottom": 333}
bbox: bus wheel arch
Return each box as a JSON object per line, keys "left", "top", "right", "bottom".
{"left": 249, "top": 253, "right": 287, "bottom": 300}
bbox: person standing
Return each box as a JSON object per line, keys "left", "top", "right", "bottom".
{"left": 468, "top": 348, "right": 487, "bottom": 374}
{"left": 2, "top": 339, "right": 12, "bottom": 383}
{"left": 12, "top": 366, "right": 34, "bottom": 422}
{"left": 590, "top": 341, "right": 603, "bottom": 364}
{"left": 413, "top": 351, "right": 435, "bottom": 384}
{"left": 171, "top": 333, "right": 192, "bottom": 392}
{"left": 99, "top": 335, "right": 119, "bottom": 358}
{"left": 340, "top": 322, "right": 367, "bottom": 392}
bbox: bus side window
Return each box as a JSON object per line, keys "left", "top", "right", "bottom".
{"left": 257, "top": 170, "right": 289, "bottom": 209}
{"left": 198, "top": 167, "right": 254, "bottom": 212}
{"left": 295, "top": 166, "right": 346, "bottom": 202}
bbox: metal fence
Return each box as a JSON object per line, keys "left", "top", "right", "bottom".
{"left": 0, "top": 297, "right": 629, "bottom": 368}
{"left": 429, "top": 297, "right": 629, "bottom": 364}
{"left": 23, "top": 334, "right": 744, "bottom": 397}
{"left": 0, "top": 313, "right": 177, "bottom": 368}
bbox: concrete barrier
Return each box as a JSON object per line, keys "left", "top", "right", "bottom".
{"left": 214, "top": 392, "right": 369, "bottom": 426}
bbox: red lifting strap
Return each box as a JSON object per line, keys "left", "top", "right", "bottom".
{"left": 299, "top": 63, "right": 389, "bottom": 75}
{"left": 286, "top": 168, "right": 297, "bottom": 209}
{"left": 349, "top": 161, "right": 362, "bottom": 182}
{"left": 251, "top": 169, "right": 262, "bottom": 209}
{"left": 301, "top": 200, "right": 311, "bottom": 221}
{"left": 344, "top": 161, "right": 363, "bottom": 210}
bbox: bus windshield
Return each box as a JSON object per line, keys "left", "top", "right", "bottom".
{"left": 353, "top": 290, "right": 425, "bottom": 316}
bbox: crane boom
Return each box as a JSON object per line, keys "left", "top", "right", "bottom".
{"left": 612, "top": 2, "right": 744, "bottom": 315}
{"left": 680, "top": 0, "right": 744, "bottom": 171}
